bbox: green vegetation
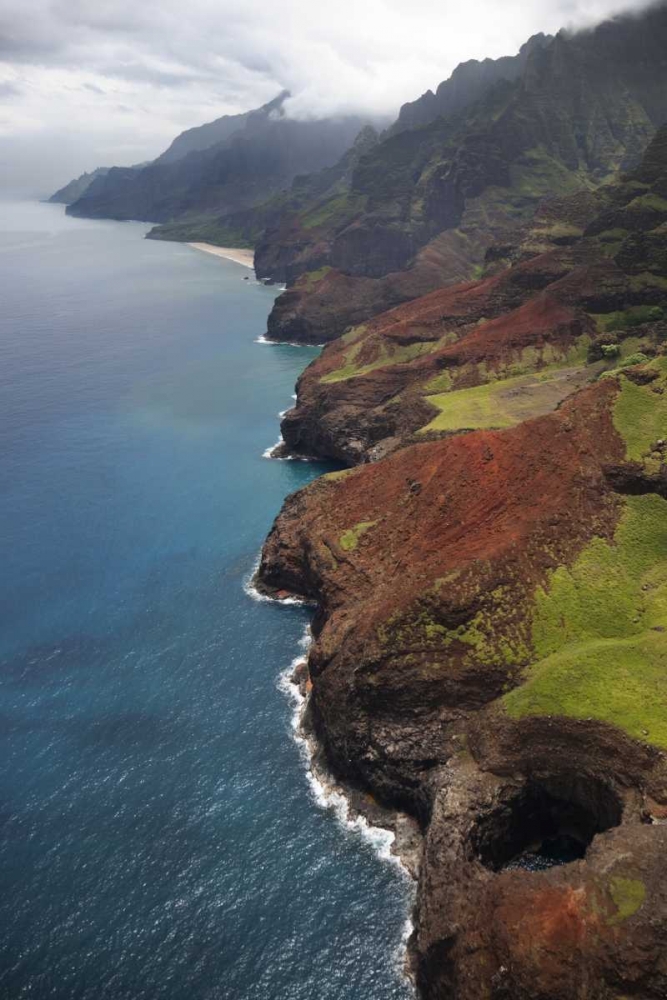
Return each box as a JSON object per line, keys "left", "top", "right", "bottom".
{"left": 321, "top": 340, "right": 437, "bottom": 383}
{"left": 323, "top": 468, "right": 355, "bottom": 482}
{"left": 598, "top": 227, "right": 630, "bottom": 244}
{"left": 424, "top": 370, "right": 454, "bottom": 394}
{"left": 599, "top": 351, "right": 652, "bottom": 379}
{"left": 339, "top": 520, "right": 377, "bottom": 551}
{"left": 341, "top": 324, "right": 367, "bottom": 345}
{"left": 628, "top": 192, "right": 667, "bottom": 213}
{"left": 608, "top": 877, "right": 646, "bottom": 925}
{"left": 419, "top": 367, "right": 585, "bottom": 434}
{"left": 502, "top": 360, "right": 667, "bottom": 743}
{"left": 297, "top": 266, "right": 332, "bottom": 292}
{"left": 511, "top": 146, "right": 595, "bottom": 201}
{"left": 540, "top": 222, "right": 584, "bottom": 242}
{"left": 595, "top": 304, "right": 664, "bottom": 333}
{"left": 598, "top": 227, "right": 629, "bottom": 256}
{"left": 628, "top": 272, "right": 667, "bottom": 293}
{"left": 504, "top": 494, "right": 667, "bottom": 747}
{"left": 481, "top": 338, "right": 592, "bottom": 382}
{"left": 613, "top": 356, "right": 667, "bottom": 460}
{"left": 376, "top": 585, "right": 531, "bottom": 675}
{"left": 301, "top": 193, "right": 356, "bottom": 230}
{"left": 149, "top": 216, "right": 258, "bottom": 247}
{"left": 455, "top": 604, "right": 530, "bottom": 669}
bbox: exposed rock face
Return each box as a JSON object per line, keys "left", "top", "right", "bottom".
{"left": 262, "top": 3, "right": 667, "bottom": 344}
{"left": 416, "top": 757, "right": 667, "bottom": 1000}
{"left": 390, "top": 34, "right": 552, "bottom": 135}
{"left": 258, "top": 127, "right": 667, "bottom": 997}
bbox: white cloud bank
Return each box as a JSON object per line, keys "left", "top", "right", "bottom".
{"left": 0, "top": 0, "right": 657, "bottom": 195}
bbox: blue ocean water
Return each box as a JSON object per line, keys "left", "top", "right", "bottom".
{"left": 0, "top": 202, "right": 413, "bottom": 1000}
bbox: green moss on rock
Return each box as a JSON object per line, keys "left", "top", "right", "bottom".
{"left": 321, "top": 340, "right": 437, "bottom": 383}
{"left": 339, "top": 520, "right": 377, "bottom": 551}
{"left": 297, "top": 266, "right": 333, "bottom": 292}
{"left": 608, "top": 876, "right": 646, "bottom": 924}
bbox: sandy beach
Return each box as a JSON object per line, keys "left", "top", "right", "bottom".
{"left": 188, "top": 242, "right": 255, "bottom": 269}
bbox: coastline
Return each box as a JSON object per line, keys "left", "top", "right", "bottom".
{"left": 243, "top": 561, "right": 419, "bottom": 985}
{"left": 188, "top": 242, "right": 255, "bottom": 269}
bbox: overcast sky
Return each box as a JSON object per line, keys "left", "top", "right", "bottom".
{"left": 0, "top": 0, "right": 655, "bottom": 196}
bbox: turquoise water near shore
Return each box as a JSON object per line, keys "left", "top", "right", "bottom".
{"left": 0, "top": 202, "right": 413, "bottom": 999}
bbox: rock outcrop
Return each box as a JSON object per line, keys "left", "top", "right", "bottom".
{"left": 48, "top": 167, "right": 110, "bottom": 206}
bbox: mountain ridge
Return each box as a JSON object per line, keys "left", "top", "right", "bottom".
{"left": 154, "top": 90, "right": 291, "bottom": 165}
{"left": 65, "top": 94, "right": 372, "bottom": 226}
{"left": 258, "top": 3, "right": 667, "bottom": 346}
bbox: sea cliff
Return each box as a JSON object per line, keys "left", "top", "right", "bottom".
{"left": 256, "top": 125, "right": 667, "bottom": 998}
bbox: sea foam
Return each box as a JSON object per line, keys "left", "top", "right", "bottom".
{"left": 243, "top": 556, "right": 309, "bottom": 606}
{"left": 277, "top": 641, "right": 401, "bottom": 865}
{"left": 277, "top": 625, "right": 416, "bottom": 989}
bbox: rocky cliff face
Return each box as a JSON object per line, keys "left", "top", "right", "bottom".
{"left": 153, "top": 92, "right": 290, "bottom": 166}
{"left": 48, "top": 167, "right": 110, "bottom": 205}
{"left": 390, "top": 34, "right": 551, "bottom": 135}
{"left": 257, "top": 126, "right": 667, "bottom": 998}
{"left": 276, "top": 127, "right": 667, "bottom": 463}
{"left": 262, "top": 3, "right": 667, "bottom": 345}
{"left": 65, "top": 94, "right": 370, "bottom": 227}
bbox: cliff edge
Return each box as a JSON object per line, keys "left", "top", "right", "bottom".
{"left": 257, "top": 126, "right": 667, "bottom": 999}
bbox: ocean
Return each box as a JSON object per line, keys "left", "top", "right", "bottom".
{"left": 0, "top": 202, "right": 413, "bottom": 1000}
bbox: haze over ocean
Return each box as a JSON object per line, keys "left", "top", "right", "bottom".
{"left": 0, "top": 202, "right": 412, "bottom": 1000}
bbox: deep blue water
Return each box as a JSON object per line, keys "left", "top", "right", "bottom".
{"left": 0, "top": 202, "right": 412, "bottom": 1000}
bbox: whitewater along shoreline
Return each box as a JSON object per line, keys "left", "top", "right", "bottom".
{"left": 188, "top": 242, "right": 255, "bottom": 269}
{"left": 245, "top": 561, "right": 423, "bottom": 878}
{"left": 244, "top": 562, "right": 420, "bottom": 986}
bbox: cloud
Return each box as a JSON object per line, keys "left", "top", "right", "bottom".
{"left": 0, "top": 0, "right": 659, "bottom": 195}
{"left": 0, "top": 78, "right": 19, "bottom": 96}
